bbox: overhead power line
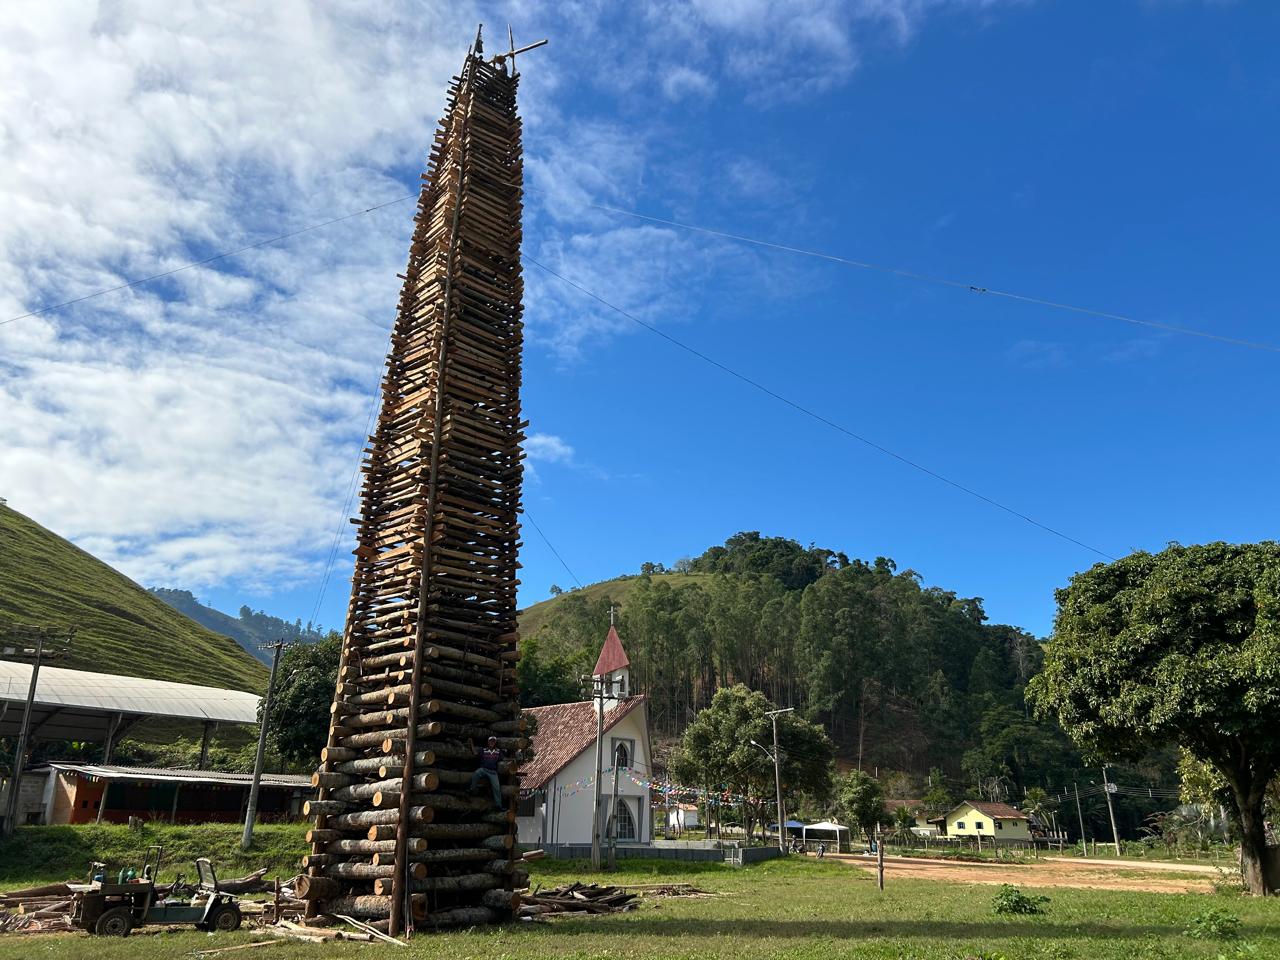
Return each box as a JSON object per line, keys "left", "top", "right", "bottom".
{"left": 591, "top": 203, "right": 1280, "bottom": 356}
{"left": 526, "top": 255, "right": 1115, "bottom": 562}
{"left": 0, "top": 193, "right": 418, "bottom": 327}
{"left": 524, "top": 510, "right": 584, "bottom": 589}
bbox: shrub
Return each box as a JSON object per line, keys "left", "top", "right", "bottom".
{"left": 1184, "top": 907, "right": 1240, "bottom": 941}
{"left": 1210, "top": 866, "right": 1247, "bottom": 896}
{"left": 991, "top": 884, "right": 1049, "bottom": 916}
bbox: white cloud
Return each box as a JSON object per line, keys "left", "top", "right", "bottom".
{"left": 0, "top": 0, "right": 478, "bottom": 588}
{"left": 661, "top": 65, "right": 716, "bottom": 102}
{"left": 1005, "top": 339, "right": 1068, "bottom": 368}
{"left": 0, "top": 0, "right": 1030, "bottom": 597}
{"left": 525, "top": 433, "right": 576, "bottom": 464}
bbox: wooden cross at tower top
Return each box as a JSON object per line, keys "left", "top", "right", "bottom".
{"left": 475, "top": 24, "right": 549, "bottom": 77}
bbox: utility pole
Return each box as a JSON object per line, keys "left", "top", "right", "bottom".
{"left": 762, "top": 707, "right": 794, "bottom": 852}
{"left": 1073, "top": 781, "right": 1087, "bottom": 855}
{"left": 2, "top": 625, "right": 70, "bottom": 837}
{"left": 607, "top": 741, "right": 623, "bottom": 870}
{"left": 588, "top": 663, "right": 608, "bottom": 869}
{"left": 242, "top": 639, "right": 284, "bottom": 851}
{"left": 1101, "top": 766, "right": 1122, "bottom": 857}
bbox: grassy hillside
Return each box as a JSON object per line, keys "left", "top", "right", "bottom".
{"left": 518, "top": 572, "right": 712, "bottom": 637}
{"left": 148, "top": 588, "right": 267, "bottom": 663}
{"left": 0, "top": 504, "right": 266, "bottom": 693}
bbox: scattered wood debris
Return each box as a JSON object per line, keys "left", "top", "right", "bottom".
{"left": 0, "top": 909, "right": 73, "bottom": 934}
{"left": 621, "top": 882, "right": 712, "bottom": 897}
{"left": 518, "top": 882, "right": 639, "bottom": 918}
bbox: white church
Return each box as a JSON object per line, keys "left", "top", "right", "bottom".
{"left": 517, "top": 624, "right": 653, "bottom": 847}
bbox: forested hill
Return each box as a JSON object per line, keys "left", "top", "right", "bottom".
{"left": 149, "top": 588, "right": 330, "bottom": 664}
{"left": 0, "top": 503, "right": 266, "bottom": 692}
{"left": 518, "top": 532, "right": 1078, "bottom": 793}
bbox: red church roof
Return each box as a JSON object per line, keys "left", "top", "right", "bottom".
{"left": 592, "top": 625, "right": 630, "bottom": 677}
{"left": 519, "top": 695, "right": 646, "bottom": 789}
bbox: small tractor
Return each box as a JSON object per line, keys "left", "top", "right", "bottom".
{"left": 69, "top": 847, "right": 243, "bottom": 936}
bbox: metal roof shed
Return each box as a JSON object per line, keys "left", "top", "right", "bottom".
{"left": 0, "top": 661, "right": 260, "bottom": 741}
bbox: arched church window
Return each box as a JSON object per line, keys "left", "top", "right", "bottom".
{"left": 615, "top": 798, "right": 636, "bottom": 840}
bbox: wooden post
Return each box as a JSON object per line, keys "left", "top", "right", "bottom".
{"left": 3, "top": 632, "right": 43, "bottom": 836}
{"left": 96, "top": 781, "right": 109, "bottom": 825}
{"left": 199, "top": 721, "right": 216, "bottom": 770}
{"left": 876, "top": 826, "right": 885, "bottom": 891}
{"left": 102, "top": 712, "right": 123, "bottom": 765}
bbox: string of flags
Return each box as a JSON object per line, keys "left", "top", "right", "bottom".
{"left": 518, "top": 767, "right": 765, "bottom": 806}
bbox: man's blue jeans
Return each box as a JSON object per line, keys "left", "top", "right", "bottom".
{"left": 470, "top": 767, "right": 501, "bottom": 807}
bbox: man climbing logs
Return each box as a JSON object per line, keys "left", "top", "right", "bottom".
{"left": 468, "top": 736, "right": 504, "bottom": 808}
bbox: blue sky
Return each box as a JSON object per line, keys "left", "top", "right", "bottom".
{"left": 2, "top": 1, "right": 1276, "bottom": 639}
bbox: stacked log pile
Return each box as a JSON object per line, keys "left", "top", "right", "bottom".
{"left": 303, "top": 34, "right": 529, "bottom": 938}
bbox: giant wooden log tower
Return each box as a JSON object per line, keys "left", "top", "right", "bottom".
{"left": 302, "top": 34, "right": 530, "bottom": 936}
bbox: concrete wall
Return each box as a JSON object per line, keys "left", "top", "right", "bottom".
{"left": 0, "top": 771, "right": 50, "bottom": 826}
{"left": 538, "top": 843, "right": 724, "bottom": 862}
{"left": 536, "top": 842, "right": 785, "bottom": 866}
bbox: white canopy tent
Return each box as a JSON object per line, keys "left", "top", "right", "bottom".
{"left": 801, "top": 820, "right": 851, "bottom": 852}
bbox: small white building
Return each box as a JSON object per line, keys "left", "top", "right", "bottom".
{"left": 517, "top": 625, "right": 652, "bottom": 847}
{"left": 667, "top": 802, "right": 700, "bottom": 832}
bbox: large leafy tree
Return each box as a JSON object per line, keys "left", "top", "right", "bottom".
{"left": 670, "top": 685, "right": 833, "bottom": 838}
{"left": 960, "top": 702, "right": 1077, "bottom": 798}
{"left": 266, "top": 633, "right": 341, "bottom": 765}
{"left": 835, "top": 769, "right": 888, "bottom": 837}
{"left": 516, "top": 635, "right": 586, "bottom": 707}
{"left": 1028, "top": 542, "right": 1280, "bottom": 894}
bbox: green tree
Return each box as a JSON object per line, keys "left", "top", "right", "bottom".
{"left": 891, "top": 804, "right": 918, "bottom": 841}
{"left": 670, "top": 685, "right": 833, "bottom": 839}
{"left": 1022, "top": 787, "right": 1052, "bottom": 828}
{"left": 835, "top": 769, "right": 887, "bottom": 838}
{"left": 1027, "top": 542, "right": 1280, "bottom": 894}
{"left": 266, "top": 633, "right": 340, "bottom": 765}
{"left": 922, "top": 767, "right": 953, "bottom": 813}
{"left": 960, "top": 703, "right": 1076, "bottom": 798}
{"left": 516, "top": 635, "right": 586, "bottom": 707}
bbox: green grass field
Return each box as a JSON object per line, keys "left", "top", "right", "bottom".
{"left": 3, "top": 826, "right": 1278, "bottom": 959}
{"left": 0, "top": 504, "right": 266, "bottom": 691}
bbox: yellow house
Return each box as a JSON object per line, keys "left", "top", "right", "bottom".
{"left": 934, "top": 801, "right": 1031, "bottom": 841}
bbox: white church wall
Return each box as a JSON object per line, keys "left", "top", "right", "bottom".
{"left": 517, "top": 703, "right": 652, "bottom": 847}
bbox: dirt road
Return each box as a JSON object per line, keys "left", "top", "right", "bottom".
{"left": 832, "top": 853, "right": 1218, "bottom": 893}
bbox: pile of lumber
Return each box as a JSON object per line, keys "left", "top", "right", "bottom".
{"left": 1, "top": 910, "right": 71, "bottom": 934}
{"left": 518, "top": 883, "right": 638, "bottom": 918}
{"left": 0, "top": 882, "right": 74, "bottom": 933}
{"left": 302, "top": 32, "right": 529, "bottom": 938}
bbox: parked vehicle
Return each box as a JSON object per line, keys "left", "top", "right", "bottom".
{"left": 69, "top": 847, "right": 242, "bottom": 936}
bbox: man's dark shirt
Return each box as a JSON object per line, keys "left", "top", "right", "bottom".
{"left": 479, "top": 747, "right": 502, "bottom": 771}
